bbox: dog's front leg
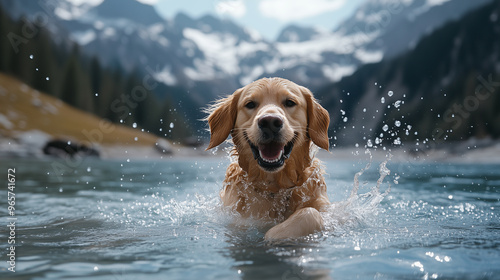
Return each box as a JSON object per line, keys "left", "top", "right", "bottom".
{"left": 264, "top": 207, "right": 324, "bottom": 240}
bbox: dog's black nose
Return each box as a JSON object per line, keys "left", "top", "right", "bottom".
{"left": 258, "top": 115, "right": 283, "bottom": 142}
{"left": 259, "top": 115, "right": 283, "bottom": 132}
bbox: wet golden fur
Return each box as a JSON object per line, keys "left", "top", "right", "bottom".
{"left": 205, "top": 78, "right": 331, "bottom": 240}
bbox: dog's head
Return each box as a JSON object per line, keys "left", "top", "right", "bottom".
{"left": 206, "top": 78, "right": 329, "bottom": 173}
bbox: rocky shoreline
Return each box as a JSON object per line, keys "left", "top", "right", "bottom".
{"left": 2, "top": 130, "right": 500, "bottom": 164}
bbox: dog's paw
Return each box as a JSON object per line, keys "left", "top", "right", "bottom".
{"left": 264, "top": 207, "right": 324, "bottom": 240}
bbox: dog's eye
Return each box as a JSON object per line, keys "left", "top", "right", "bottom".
{"left": 245, "top": 101, "right": 256, "bottom": 109}
{"left": 284, "top": 99, "right": 296, "bottom": 108}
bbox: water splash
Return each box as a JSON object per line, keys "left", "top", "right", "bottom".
{"left": 323, "top": 150, "right": 392, "bottom": 233}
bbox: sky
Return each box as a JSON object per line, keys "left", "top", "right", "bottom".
{"left": 149, "top": 0, "right": 366, "bottom": 40}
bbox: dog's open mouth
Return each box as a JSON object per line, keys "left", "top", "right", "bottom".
{"left": 246, "top": 134, "right": 296, "bottom": 172}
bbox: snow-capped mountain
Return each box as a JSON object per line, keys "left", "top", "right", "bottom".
{"left": 335, "top": 0, "right": 493, "bottom": 57}
{"left": 269, "top": 0, "right": 492, "bottom": 87}
{"left": 316, "top": 0, "right": 500, "bottom": 146}
{"left": 0, "top": 0, "right": 492, "bottom": 105}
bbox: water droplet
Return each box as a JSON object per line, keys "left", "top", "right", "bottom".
{"left": 394, "top": 100, "right": 401, "bottom": 108}
{"left": 95, "top": 93, "right": 99, "bottom": 97}
{"left": 407, "top": 125, "right": 412, "bottom": 130}
{"left": 29, "top": 54, "right": 34, "bottom": 59}
{"left": 343, "top": 117, "right": 348, "bottom": 122}
{"left": 388, "top": 90, "right": 393, "bottom": 97}
{"left": 375, "top": 137, "right": 382, "bottom": 144}
{"left": 87, "top": 167, "right": 91, "bottom": 172}
{"left": 367, "top": 139, "right": 373, "bottom": 147}
{"left": 134, "top": 137, "right": 138, "bottom": 141}
{"left": 45, "top": 77, "right": 50, "bottom": 81}
{"left": 59, "top": 187, "right": 63, "bottom": 192}
{"left": 395, "top": 120, "right": 401, "bottom": 127}
{"left": 382, "top": 124, "right": 389, "bottom": 131}
{"left": 394, "top": 138, "right": 401, "bottom": 145}
{"left": 132, "top": 123, "right": 137, "bottom": 128}
{"left": 170, "top": 122, "right": 174, "bottom": 128}
{"left": 394, "top": 175, "right": 400, "bottom": 185}
{"left": 381, "top": 97, "right": 385, "bottom": 104}
{"left": 363, "top": 108, "right": 367, "bottom": 112}
{"left": 340, "top": 109, "right": 346, "bottom": 115}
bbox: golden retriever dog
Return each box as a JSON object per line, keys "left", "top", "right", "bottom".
{"left": 205, "top": 77, "right": 330, "bottom": 240}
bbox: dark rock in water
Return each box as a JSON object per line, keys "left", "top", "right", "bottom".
{"left": 43, "top": 139, "right": 100, "bottom": 158}
{"left": 183, "top": 136, "right": 203, "bottom": 148}
{"left": 154, "top": 139, "right": 173, "bottom": 155}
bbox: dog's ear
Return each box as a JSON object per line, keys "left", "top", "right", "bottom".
{"left": 205, "top": 89, "right": 242, "bottom": 150}
{"left": 301, "top": 86, "right": 330, "bottom": 151}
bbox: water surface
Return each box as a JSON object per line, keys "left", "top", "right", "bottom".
{"left": 1, "top": 156, "right": 499, "bottom": 279}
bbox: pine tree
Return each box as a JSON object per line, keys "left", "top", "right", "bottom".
{"left": 0, "top": 7, "right": 14, "bottom": 72}
{"left": 31, "top": 28, "right": 58, "bottom": 96}
{"left": 9, "top": 17, "right": 35, "bottom": 84}
{"left": 59, "top": 44, "right": 94, "bottom": 112}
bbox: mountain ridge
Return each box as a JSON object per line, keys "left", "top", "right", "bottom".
{"left": 317, "top": 0, "right": 500, "bottom": 147}
{"left": 1, "top": 0, "right": 488, "bottom": 96}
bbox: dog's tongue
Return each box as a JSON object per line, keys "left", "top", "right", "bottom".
{"left": 259, "top": 142, "right": 284, "bottom": 162}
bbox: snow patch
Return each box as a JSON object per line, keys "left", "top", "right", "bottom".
{"left": 16, "top": 130, "right": 52, "bottom": 152}
{"left": 154, "top": 66, "right": 177, "bottom": 86}
{"left": 183, "top": 28, "right": 240, "bottom": 76}
{"left": 236, "top": 41, "right": 269, "bottom": 57}
{"left": 72, "top": 29, "right": 96, "bottom": 45}
{"left": 0, "top": 114, "right": 13, "bottom": 129}
{"left": 259, "top": 0, "right": 345, "bottom": 22}
{"left": 54, "top": 7, "right": 74, "bottom": 20}
{"left": 426, "top": 0, "right": 451, "bottom": 7}
{"left": 148, "top": 24, "right": 169, "bottom": 47}
{"left": 322, "top": 64, "right": 356, "bottom": 82}
{"left": 276, "top": 31, "right": 357, "bottom": 63}
{"left": 240, "top": 66, "right": 264, "bottom": 85}
{"left": 148, "top": 23, "right": 164, "bottom": 35}
{"left": 102, "top": 27, "right": 117, "bottom": 38}
{"left": 184, "top": 59, "right": 217, "bottom": 81}
{"left": 354, "top": 49, "right": 384, "bottom": 64}
{"left": 54, "top": 1, "right": 96, "bottom": 20}
{"left": 94, "top": 21, "right": 105, "bottom": 30}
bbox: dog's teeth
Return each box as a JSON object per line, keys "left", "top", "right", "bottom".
{"left": 259, "top": 149, "right": 284, "bottom": 163}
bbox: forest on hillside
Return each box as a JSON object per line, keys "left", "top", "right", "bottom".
{"left": 0, "top": 6, "right": 194, "bottom": 143}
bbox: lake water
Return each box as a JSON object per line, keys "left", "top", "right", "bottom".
{"left": 1, "top": 155, "right": 499, "bottom": 279}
